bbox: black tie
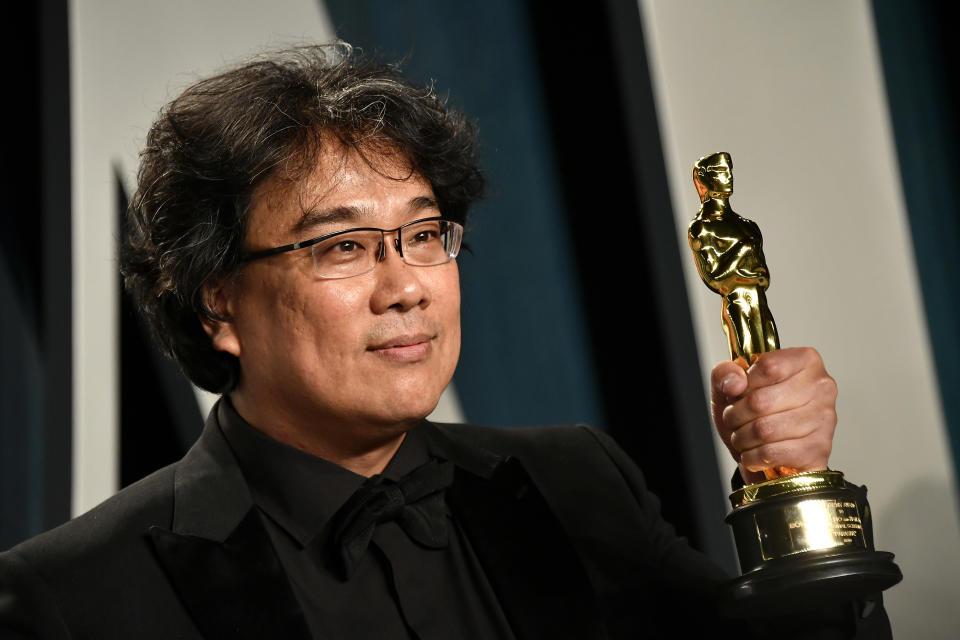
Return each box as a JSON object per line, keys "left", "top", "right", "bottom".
{"left": 329, "top": 459, "right": 455, "bottom": 580}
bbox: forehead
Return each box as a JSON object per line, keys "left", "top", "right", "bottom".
{"left": 246, "top": 141, "right": 433, "bottom": 241}
{"left": 707, "top": 157, "right": 731, "bottom": 171}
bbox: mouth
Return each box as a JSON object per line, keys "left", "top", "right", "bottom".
{"left": 368, "top": 333, "right": 435, "bottom": 362}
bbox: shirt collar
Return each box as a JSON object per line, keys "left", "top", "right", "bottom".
{"left": 218, "top": 397, "right": 430, "bottom": 547}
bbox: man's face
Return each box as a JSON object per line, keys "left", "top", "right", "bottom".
{"left": 208, "top": 143, "right": 461, "bottom": 442}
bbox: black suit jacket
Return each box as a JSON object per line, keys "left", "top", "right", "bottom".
{"left": 0, "top": 411, "right": 888, "bottom": 639}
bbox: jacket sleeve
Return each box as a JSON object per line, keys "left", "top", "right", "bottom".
{"left": 580, "top": 425, "right": 892, "bottom": 640}
{"left": 0, "top": 550, "right": 71, "bottom": 639}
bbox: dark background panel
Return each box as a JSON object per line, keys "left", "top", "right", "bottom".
{"left": 39, "top": 0, "right": 74, "bottom": 533}
{"left": 324, "top": 0, "right": 605, "bottom": 431}
{"left": 0, "top": 0, "right": 72, "bottom": 549}
{"left": 0, "top": 0, "right": 44, "bottom": 550}
{"left": 116, "top": 174, "right": 204, "bottom": 489}
{"left": 872, "top": 0, "right": 960, "bottom": 489}
{"left": 528, "top": 0, "right": 732, "bottom": 570}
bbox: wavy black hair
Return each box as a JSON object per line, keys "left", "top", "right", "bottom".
{"left": 122, "top": 43, "right": 485, "bottom": 393}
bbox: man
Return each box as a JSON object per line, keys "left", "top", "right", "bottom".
{"left": 0, "top": 45, "right": 889, "bottom": 638}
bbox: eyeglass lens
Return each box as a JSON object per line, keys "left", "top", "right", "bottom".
{"left": 310, "top": 219, "right": 462, "bottom": 279}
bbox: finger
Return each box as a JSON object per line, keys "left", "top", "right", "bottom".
{"left": 710, "top": 362, "right": 748, "bottom": 450}
{"left": 738, "top": 435, "right": 833, "bottom": 473}
{"left": 728, "top": 403, "right": 835, "bottom": 452}
{"left": 712, "top": 360, "right": 748, "bottom": 399}
{"left": 738, "top": 464, "right": 767, "bottom": 485}
{"left": 764, "top": 466, "right": 800, "bottom": 480}
{"left": 722, "top": 369, "right": 836, "bottom": 430}
{"left": 744, "top": 347, "right": 821, "bottom": 390}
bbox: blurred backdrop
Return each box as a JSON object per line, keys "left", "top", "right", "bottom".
{"left": 2, "top": 0, "right": 957, "bottom": 635}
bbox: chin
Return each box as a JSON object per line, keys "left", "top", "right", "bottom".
{"left": 394, "top": 396, "right": 442, "bottom": 423}
{"left": 380, "top": 387, "right": 444, "bottom": 425}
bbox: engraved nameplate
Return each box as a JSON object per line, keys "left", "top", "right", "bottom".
{"left": 755, "top": 498, "right": 865, "bottom": 561}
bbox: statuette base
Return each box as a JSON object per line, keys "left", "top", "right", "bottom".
{"left": 721, "top": 549, "right": 901, "bottom": 618}
{"left": 722, "top": 472, "right": 902, "bottom": 617}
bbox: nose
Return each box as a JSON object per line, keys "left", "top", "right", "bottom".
{"left": 369, "top": 237, "right": 428, "bottom": 314}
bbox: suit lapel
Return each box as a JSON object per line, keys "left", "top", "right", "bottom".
{"left": 149, "top": 411, "right": 605, "bottom": 639}
{"left": 422, "top": 422, "right": 606, "bottom": 640}
{"left": 148, "top": 405, "right": 311, "bottom": 640}
{"left": 150, "top": 510, "right": 311, "bottom": 639}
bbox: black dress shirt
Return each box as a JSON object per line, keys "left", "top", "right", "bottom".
{"left": 219, "top": 399, "right": 515, "bottom": 640}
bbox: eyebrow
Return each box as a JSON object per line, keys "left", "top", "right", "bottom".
{"left": 292, "top": 205, "right": 365, "bottom": 235}
{"left": 291, "top": 196, "right": 441, "bottom": 235}
{"left": 409, "top": 196, "right": 440, "bottom": 214}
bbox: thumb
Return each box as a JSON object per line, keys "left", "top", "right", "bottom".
{"left": 710, "top": 361, "right": 747, "bottom": 453}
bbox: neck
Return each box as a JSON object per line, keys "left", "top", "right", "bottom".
{"left": 700, "top": 196, "right": 730, "bottom": 216}
{"left": 228, "top": 390, "right": 409, "bottom": 477}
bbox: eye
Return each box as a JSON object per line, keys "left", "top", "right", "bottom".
{"left": 410, "top": 229, "right": 439, "bottom": 244}
{"left": 333, "top": 239, "right": 362, "bottom": 253}
{"left": 315, "top": 234, "right": 371, "bottom": 263}
{"left": 405, "top": 220, "right": 444, "bottom": 246}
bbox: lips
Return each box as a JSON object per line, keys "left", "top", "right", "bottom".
{"left": 368, "top": 332, "right": 435, "bottom": 362}
{"left": 369, "top": 332, "right": 434, "bottom": 350}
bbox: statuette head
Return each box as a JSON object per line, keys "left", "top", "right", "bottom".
{"left": 693, "top": 151, "right": 733, "bottom": 202}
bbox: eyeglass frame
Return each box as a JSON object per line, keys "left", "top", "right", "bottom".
{"left": 240, "top": 216, "right": 464, "bottom": 279}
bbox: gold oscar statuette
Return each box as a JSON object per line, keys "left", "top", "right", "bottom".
{"left": 688, "top": 152, "right": 901, "bottom": 616}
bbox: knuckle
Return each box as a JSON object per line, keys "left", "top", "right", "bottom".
{"left": 818, "top": 437, "right": 833, "bottom": 458}
{"left": 721, "top": 404, "right": 737, "bottom": 428}
{"left": 822, "top": 440, "right": 834, "bottom": 460}
{"left": 739, "top": 449, "right": 760, "bottom": 469}
{"left": 754, "top": 443, "right": 779, "bottom": 465}
{"left": 819, "top": 405, "right": 838, "bottom": 429}
{"left": 799, "top": 430, "right": 832, "bottom": 463}
{"left": 711, "top": 395, "right": 730, "bottom": 416}
{"left": 818, "top": 374, "right": 839, "bottom": 399}
{"left": 747, "top": 389, "right": 771, "bottom": 413}
{"left": 757, "top": 356, "right": 782, "bottom": 380}
{"left": 753, "top": 417, "right": 776, "bottom": 442}
{"left": 728, "top": 430, "right": 741, "bottom": 451}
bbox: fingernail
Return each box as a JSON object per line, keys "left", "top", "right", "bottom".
{"left": 720, "top": 374, "right": 738, "bottom": 395}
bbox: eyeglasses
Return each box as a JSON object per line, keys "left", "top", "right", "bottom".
{"left": 241, "top": 216, "right": 463, "bottom": 280}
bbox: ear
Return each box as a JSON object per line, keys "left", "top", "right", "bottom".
{"left": 693, "top": 167, "right": 708, "bottom": 201}
{"left": 200, "top": 280, "right": 242, "bottom": 358}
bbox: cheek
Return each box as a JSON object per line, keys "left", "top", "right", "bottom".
{"left": 301, "top": 282, "right": 366, "bottom": 327}
{"left": 238, "top": 273, "right": 371, "bottom": 362}
{"left": 292, "top": 282, "right": 375, "bottom": 360}
{"left": 446, "top": 290, "right": 461, "bottom": 350}
{"left": 436, "top": 266, "right": 462, "bottom": 360}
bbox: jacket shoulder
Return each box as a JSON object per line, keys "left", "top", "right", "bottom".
{"left": 428, "top": 422, "right": 633, "bottom": 487}
{"left": 3, "top": 462, "right": 177, "bottom": 578}
{"left": 433, "top": 423, "right": 729, "bottom": 619}
{"left": 429, "top": 422, "right": 654, "bottom": 534}
{"left": 0, "top": 463, "right": 201, "bottom": 637}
